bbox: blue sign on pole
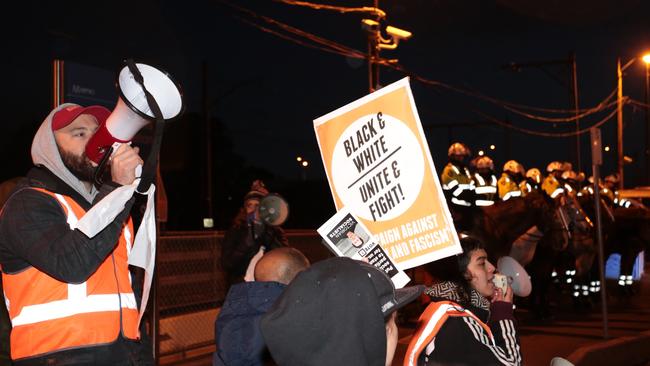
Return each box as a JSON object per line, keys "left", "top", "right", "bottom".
{"left": 63, "top": 61, "right": 117, "bottom": 109}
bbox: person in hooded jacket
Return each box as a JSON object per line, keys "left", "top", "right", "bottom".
{"left": 0, "top": 104, "right": 152, "bottom": 365}
{"left": 405, "top": 235, "right": 522, "bottom": 366}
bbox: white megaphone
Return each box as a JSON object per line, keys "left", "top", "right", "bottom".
{"left": 258, "top": 194, "right": 290, "bottom": 226}
{"left": 550, "top": 357, "right": 574, "bottom": 366}
{"left": 494, "top": 256, "right": 532, "bottom": 297}
{"left": 85, "top": 62, "right": 184, "bottom": 164}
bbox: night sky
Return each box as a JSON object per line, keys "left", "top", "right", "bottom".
{"left": 3, "top": 0, "right": 650, "bottom": 229}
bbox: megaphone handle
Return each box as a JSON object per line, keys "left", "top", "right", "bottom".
{"left": 93, "top": 145, "right": 114, "bottom": 187}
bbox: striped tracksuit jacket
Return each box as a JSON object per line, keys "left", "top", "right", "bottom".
{"left": 418, "top": 299, "right": 522, "bottom": 366}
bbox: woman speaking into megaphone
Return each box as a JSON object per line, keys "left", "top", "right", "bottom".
{"left": 221, "top": 180, "right": 289, "bottom": 289}
{"left": 404, "top": 235, "right": 522, "bottom": 366}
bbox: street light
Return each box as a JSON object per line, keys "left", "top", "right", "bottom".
{"left": 643, "top": 54, "right": 650, "bottom": 186}
{"left": 617, "top": 53, "right": 650, "bottom": 189}
{"left": 617, "top": 57, "right": 642, "bottom": 189}
{"left": 298, "top": 159, "right": 309, "bottom": 181}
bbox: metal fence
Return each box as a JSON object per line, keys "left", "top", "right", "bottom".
{"left": 154, "top": 229, "right": 331, "bottom": 365}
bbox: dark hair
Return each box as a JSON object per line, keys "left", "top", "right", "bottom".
{"left": 424, "top": 235, "right": 486, "bottom": 306}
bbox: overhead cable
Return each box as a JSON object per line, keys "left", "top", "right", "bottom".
{"left": 472, "top": 102, "right": 621, "bottom": 138}
{"left": 217, "top": 0, "right": 626, "bottom": 136}
{"left": 272, "top": 0, "right": 385, "bottom": 18}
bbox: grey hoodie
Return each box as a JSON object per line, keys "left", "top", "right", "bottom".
{"left": 31, "top": 103, "right": 99, "bottom": 204}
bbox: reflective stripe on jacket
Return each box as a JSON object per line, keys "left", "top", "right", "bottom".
{"left": 473, "top": 173, "right": 497, "bottom": 206}
{"left": 404, "top": 301, "right": 493, "bottom": 366}
{"left": 497, "top": 174, "right": 522, "bottom": 201}
{"left": 441, "top": 163, "right": 474, "bottom": 207}
{"left": 542, "top": 175, "right": 565, "bottom": 198}
{"left": 2, "top": 188, "right": 139, "bottom": 360}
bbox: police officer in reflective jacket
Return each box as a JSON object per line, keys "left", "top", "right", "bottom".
{"left": 472, "top": 156, "right": 498, "bottom": 206}
{"left": 440, "top": 142, "right": 475, "bottom": 229}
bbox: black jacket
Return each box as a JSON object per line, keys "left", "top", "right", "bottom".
{"left": 221, "top": 221, "right": 288, "bottom": 286}
{"left": 421, "top": 284, "right": 522, "bottom": 366}
{"left": 0, "top": 166, "right": 153, "bottom": 365}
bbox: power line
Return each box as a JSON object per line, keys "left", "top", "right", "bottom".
{"left": 216, "top": 0, "right": 624, "bottom": 137}
{"left": 629, "top": 99, "right": 650, "bottom": 109}
{"left": 500, "top": 96, "right": 617, "bottom": 123}
{"left": 472, "top": 103, "right": 620, "bottom": 138}
{"left": 272, "top": 0, "right": 385, "bottom": 18}
{"left": 235, "top": 15, "right": 365, "bottom": 60}
{"left": 387, "top": 62, "right": 618, "bottom": 123}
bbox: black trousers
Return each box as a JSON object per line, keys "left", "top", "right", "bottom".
{"left": 12, "top": 336, "right": 153, "bottom": 366}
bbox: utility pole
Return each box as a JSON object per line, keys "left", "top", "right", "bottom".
{"left": 590, "top": 127, "right": 609, "bottom": 339}
{"left": 367, "top": 0, "right": 380, "bottom": 92}
{"left": 645, "top": 60, "right": 650, "bottom": 186}
{"left": 617, "top": 58, "right": 625, "bottom": 190}
{"left": 202, "top": 61, "right": 214, "bottom": 228}
{"left": 615, "top": 54, "right": 650, "bottom": 189}
{"left": 362, "top": 2, "right": 411, "bottom": 93}
{"left": 570, "top": 52, "right": 581, "bottom": 173}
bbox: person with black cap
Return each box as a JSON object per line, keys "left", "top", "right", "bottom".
{"left": 404, "top": 235, "right": 522, "bottom": 366}
{"left": 221, "top": 180, "right": 288, "bottom": 289}
{"left": 0, "top": 104, "right": 151, "bottom": 365}
{"left": 260, "top": 256, "right": 424, "bottom": 366}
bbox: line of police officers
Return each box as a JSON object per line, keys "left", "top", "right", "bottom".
{"left": 440, "top": 142, "right": 641, "bottom": 300}
{"left": 439, "top": 142, "right": 630, "bottom": 211}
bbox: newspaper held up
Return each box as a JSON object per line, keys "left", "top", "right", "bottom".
{"left": 318, "top": 206, "right": 410, "bottom": 288}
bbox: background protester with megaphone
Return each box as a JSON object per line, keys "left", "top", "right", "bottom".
{"left": 0, "top": 103, "right": 153, "bottom": 365}
{"left": 221, "top": 180, "right": 289, "bottom": 289}
{"left": 404, "top": 235, "right": 522, "bottom": 366}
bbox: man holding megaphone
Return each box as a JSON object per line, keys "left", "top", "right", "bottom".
{"left": 0, "top": 103, "right": 153, "bottom": 365}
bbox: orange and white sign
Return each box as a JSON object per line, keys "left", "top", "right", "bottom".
{"left": 314, "top": 77, "right": 461, "bottom": 269}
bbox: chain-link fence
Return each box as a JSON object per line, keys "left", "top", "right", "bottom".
{"left": 155, "top": 230, "right": 331, "bottom": 365}
{"left": 156, "top": 231, "right": 224, "bottom": 365}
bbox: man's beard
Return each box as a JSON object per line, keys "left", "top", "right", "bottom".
{"left": 58, "top": 147, "right": 96, "bottom": 183}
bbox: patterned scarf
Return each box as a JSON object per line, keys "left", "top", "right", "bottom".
{"left": 424, "top": 281, "right": 490, "bottom": 311}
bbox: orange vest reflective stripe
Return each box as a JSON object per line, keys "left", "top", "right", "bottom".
{"left": 404, "top": 301, "right": 493, "bottom": 366}
{"left": 2, "top": 188, "right": 140, "bottom": 360}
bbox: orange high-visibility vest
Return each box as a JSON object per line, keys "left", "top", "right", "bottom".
{"left": 2, "top": 188, "right": 140, "bottom": 360}
{"left": 404, "top": 301, "right": 494, "bottom": 366}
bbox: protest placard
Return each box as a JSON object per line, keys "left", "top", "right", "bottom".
{"left": 317, "top": 207, "right": 410, "bottom": 288}
{"left": 314, "top": 77, "right": 461, "bottom": 269}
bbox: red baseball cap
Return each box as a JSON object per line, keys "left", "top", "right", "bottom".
{"left": 51, "top": 105, "right": 111, "bottom": 131}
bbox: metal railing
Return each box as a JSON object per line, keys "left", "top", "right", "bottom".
{"left": 154, "top": 229, "right": 331, "bottom": 365}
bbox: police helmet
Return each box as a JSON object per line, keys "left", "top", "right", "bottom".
{"left": 504, "top": 160, "right": 524, "bottom": 175}
{"left": 476, "top": 156, "right": 494, "bottom": 170}
{"left": 448, "top": 142, "right": 470, "bottom": 157}
{"left": 526, "top": 168, "right": 542, "bottom": 183}
{"left": 546, "top": 161, "right": 563, "bottom": 173}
